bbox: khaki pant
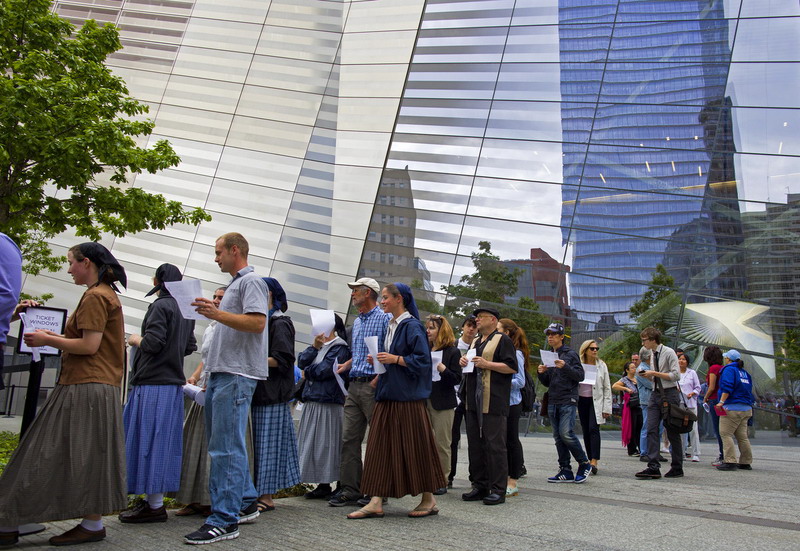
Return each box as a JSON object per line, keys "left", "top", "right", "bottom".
{"left": 338, "top": 381, "right": 375, "bottom": 497}
{"left": 719, "top": 409, "right": 753, "bottom": 465}
{"left": 426, "top": 400, "right": 454, "bottom": 480}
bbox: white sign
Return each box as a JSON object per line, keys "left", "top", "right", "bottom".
{"left": 431, "top": 350, "right": 443, "bottom": 382}
{"left": 581, "top": 363, "right": 598, "bottom": 386}
{"left": 540, "top": 350, "right": 559, "bottom": 367}
{"left": 364, "top": 335, "right": 385, "bottom": 374}
{"left": 17, "top": 306, "right": 67, "bottom": 359}
{"left": 463, "top": 349, "right": 477, "bottom": 373}
{"left": 310, "top": 309, "right": 335, "bottom": 338}
{"left": 164, "top": 279, "right": 204, "bottom": 320}
{"left": 183, "top": 383, "right": 206, "bottom": 406}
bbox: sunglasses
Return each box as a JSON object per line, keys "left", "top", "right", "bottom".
{"left": 588, "top": 346, "right": 599, "bottom": 351}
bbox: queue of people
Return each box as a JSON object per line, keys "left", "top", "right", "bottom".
{"left": 0, "top": 230, "right": 759, "bottom": 547}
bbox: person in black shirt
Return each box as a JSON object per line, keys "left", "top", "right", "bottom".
{"left": 459, "top": 307, "right": 517, "bottom": 505}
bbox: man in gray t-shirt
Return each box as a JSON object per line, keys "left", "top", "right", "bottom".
{"left": 187, "top": 233, "right": 268, "bottom": 544}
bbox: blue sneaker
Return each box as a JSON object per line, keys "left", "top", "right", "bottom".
{"left": 547, "top": 469, "right": 574, "bottom": 483}
{"left": 575, "top": 463, "right": 592, "bottom": 483}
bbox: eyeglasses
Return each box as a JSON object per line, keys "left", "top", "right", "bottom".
{"left": 475, "top": 314, "right": 493, "bottom": 320}
{"left": 588, "top": 346, "right": 599, "bottom": 351}
{"left": 212, "top": 294, "right": 224, "bottom": 300}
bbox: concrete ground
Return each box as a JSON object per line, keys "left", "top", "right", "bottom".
{"left": 2, "top": 416, "right": 799, "bottom": 550}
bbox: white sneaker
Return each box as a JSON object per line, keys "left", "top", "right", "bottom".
{"left": 660, "top": 447, "right": 670, "bottom": 454}
{"left": 691, "top": 456, "right": 700, "bottom": 462}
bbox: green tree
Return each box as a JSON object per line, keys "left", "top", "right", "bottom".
{"left": 601, "top": 264, "right": 681, "bottom": 372}
{"left": 442, "top": 241, "right": 549, "bottom": 344}
{"left": 776, "top": 327, "right": 800, "bottom": 398}
{"left": 0, "top": 0, "right": 210, "bottom": 276}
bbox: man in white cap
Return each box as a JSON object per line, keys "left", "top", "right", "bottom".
{"left": 329, "top": 278, "right": 391, "bottom": 507}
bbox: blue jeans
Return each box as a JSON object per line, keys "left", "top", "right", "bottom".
{"left": 205, "top": 373, "right": 258, "bottom": 527}
{"left": 548, "top": 403, "right": 588, "bottom": 471}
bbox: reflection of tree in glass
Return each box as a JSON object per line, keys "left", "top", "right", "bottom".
{"left": 412, "top": 241, "right": 548, "bottom": 353}
{"left": 0, "top": 0, "right": 210, "bottom": 280}
{"left": 601, "top": 264, "right": 681, "bottom": 373}
{"left": 776, "top": 328, "right": 800, "bottom": 399}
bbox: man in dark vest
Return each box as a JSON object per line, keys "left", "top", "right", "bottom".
{"left": 459, "top": 307, "right": 517, "bottom": 505}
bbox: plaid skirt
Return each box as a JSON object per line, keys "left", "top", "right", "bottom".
{"left": 251, "top": 403, "right": 301, "bottom": 494}
{"left": 0, "top": 383, "right": 126, "bottom": 525}
{"left": 123, "top": 384, "right": 184, "bottom": 495}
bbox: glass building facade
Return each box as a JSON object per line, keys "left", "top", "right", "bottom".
{"left": 16, "top": 0, "right": 800, "bottom": 384}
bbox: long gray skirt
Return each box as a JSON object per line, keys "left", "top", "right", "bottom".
{"left": 297, "top": 401, "right": 343, "bottom": 483}
{"left": 0, "top": 383, "right": 127, "bottom": 525}
{"left": 173, "top": 398, "right": 255, "bottom": 505}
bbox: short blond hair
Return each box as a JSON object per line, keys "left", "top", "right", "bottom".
{"left": 217, "top": 232, "right": 249, "bottom": 258}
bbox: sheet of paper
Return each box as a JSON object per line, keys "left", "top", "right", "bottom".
{"left": 18, "top": 312, "right": 41, "bottom": 362}
{"left": 182, "top": 383, "right": 206, "bottom": 406}
{"left": 333, "top": 361, "right": 348, "bottom": 397}
{"left": 364, "top": 335, "right": 385, "bottom": 374}
{"left": 164, "top": 279, "right": 204, "bottom": 320}
{"left": 463, "top": 349, "right": 476, "bottom": 373}
{"left": 431, "top": 350, "right": 443, "bottom": 382}
{"left": 310, "top": 309, "right": 335, "bottom": 338}
{"left": 581, "top": 363, "right": 597, "bottom": 386}
{"left": 540, "top": 350, "right": 559, "bottom": 367}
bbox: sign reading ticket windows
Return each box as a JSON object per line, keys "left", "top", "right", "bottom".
{"left": 15, "top": 306, "right": 68, "bottom": 358}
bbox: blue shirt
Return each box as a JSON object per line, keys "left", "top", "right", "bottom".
{"left": 510, "top": 349, "right": 526, "bottom": 406}
{"left": 350, "top": 305, "right": 391, "bottom": 378}
{"left": 0, "top": 233, "right": 22, "bottom": 345}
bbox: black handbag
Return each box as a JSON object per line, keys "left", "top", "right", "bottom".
{"left": 657, "top": 378, "right": 696, "bottom": 434}
{"left": 628, "top": 392, "right": 640, "bottom": 409}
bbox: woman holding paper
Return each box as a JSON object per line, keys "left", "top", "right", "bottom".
{"left": 0, "top": 243, "right": 127, "bottom": 547}
{"left": 497, "top": 318, "right": 528, "bottom": 496}
{"left": 425, "top": 314, "right": 462, "bottom": 496}
{"left": 297, "top": 314, "right": 351, "bottom": 499}
{"left": 577, "top": 340, "right": 612, "bottom": 475}
{"left": 347, "top": 283, "right": 445, "bottom": 519}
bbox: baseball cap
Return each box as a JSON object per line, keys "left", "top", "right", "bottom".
{"left": 723, "top": 349, "right": 741, "bottom": 361}
{"left": 473, "top": 307, "right": 501, "bottom": 319}
{"left": 544, "top": 322, "right": 564, "bottom": 335}
{"left": 347, "top": 277, "right": 380, "bottom": 295}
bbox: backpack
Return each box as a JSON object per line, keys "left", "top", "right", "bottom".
{"left": 520, "top": 369, "right": 536, "bottom": 413}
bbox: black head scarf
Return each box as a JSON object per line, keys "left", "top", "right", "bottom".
{"left": 145, "top": 263, "right": 183, "bottom": 297}
{"left": 262, "top": 277, "right": 288, "bottom": 313}
{"left": 77, "top": 242, "right": 127, "bottom": 292}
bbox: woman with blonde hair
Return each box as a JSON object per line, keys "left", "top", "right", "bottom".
{"left": 577, "top": 339, "right": 612, "bottom": 475}
{"left": 496, "top": 319, "right": 528, "bottom": 496}
{"left": 424, "top": 314, "right": 462, "bottom": 495}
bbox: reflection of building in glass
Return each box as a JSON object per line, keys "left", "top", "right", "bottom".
{"left": 742, "top": 195, "right": 800, "bottom": 342}
{"left": 558, "top": 0, "right": 741, "bottom": 326}
{"left": 361, "top": 167, "right": 432, "bottom": 290}
{"left": 506, "top": 248, "right": 570, "bottom": 320}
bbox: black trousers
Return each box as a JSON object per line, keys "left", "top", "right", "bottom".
{"left": 506, "top": 403, "right": 524, "bottom": 480}
{"left": 448, "top": 402, "right": 464, "bottom": 482}
{"left": 646, "top": 388, "right": 684, "bottom": 470}
{"left": 577, "top": 396, "right": 602, "bottom": 461}
{"left": 627, "top": 405, "right": 643, "bottom": 455}
{"left": 464, "top": 409, "right": 507, "bottom": 494}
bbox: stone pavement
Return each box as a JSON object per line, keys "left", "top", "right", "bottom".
{"left": 4, "top": 413, "right": 798, "bottom": 551}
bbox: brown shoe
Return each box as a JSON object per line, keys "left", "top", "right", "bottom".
{"left": 0, "top": 531, "right": 19, "bottom": 547}
{"left": 119, "top": 501, "right": 168, "bottom": 523}
{"left": 49, "top": 525, "right": 106, "bottom": 546}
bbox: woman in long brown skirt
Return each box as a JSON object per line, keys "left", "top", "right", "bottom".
{"left": 347, "top": 283, "right": 445, "bottom": 520}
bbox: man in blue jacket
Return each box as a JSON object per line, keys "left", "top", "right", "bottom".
{"left": 715, "top": 350, "right": 754, "bottom": 471}
{"left": 537, "top": 323, "right": 591, "bottom": 483}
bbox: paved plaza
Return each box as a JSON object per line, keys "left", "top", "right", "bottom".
{"left": 3, "top": 415, "right": 798, "bottom": 551}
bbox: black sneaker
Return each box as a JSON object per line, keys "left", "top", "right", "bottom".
{"left": 737, "top": 464, "right": 752, "bottom": 470}
{"left": 304, "top": 484, "right": 333, "bottom": 499}
{"left": 328, "top": 493, "right": 360, "bottom": 507}
{"left": 184, "top": 524, "right": 239, "bottom": 545}
{"left": 664, "top": 468, "right": 684, "bottom": 478}
{"left": 635, "top": 467, "right": 661, "bottom": 479}
{"left": 520, "top": 464, "right": 527, "bottom": 478}
{"left": 716, "top": 462, "right": 737, "bottom": 471}
{"left": 547, "top": 469, "right": 574, "bottom": 483}
{"left": 574, "top": 463, "right": 592, "bottom": 483}
{"left": 238, "top": 500, "right": 260, "bottom": 524}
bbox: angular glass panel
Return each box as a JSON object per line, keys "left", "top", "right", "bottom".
{"left": 486, "top": 100, "right": 571, "bottom": 142}
{"left": 162, "top": 75, "right": 242, "bottom": 114}
{"left": 173, "top": 46, "right": 253, "bottom": 84}
{"left": 421, "top": 0, "right": 514, "bottom": 30}
{"left": 257, "top": 26, "right": 341, "bottom": 64}
{"left": 727, "top": 62, "right": 800, "bottom": 109}
{"left": 396, "top": 98, "right": 491, "bottom": 138}
{"left": 406, "top": 170, "right": 472, "bottom": 215}
{"left": 109, "top": 39, "right": 178, "bottom": 73}
{"left": 182, "top": 18, "right": 261, "bottom": 53}
{"left": 340, "top": 64, "right": 409, "bottom": 98}
{"left": 153, "top": 104, "right": 234, "bottom": 145}
{"left": 510, "top": 0, "right": 562, "bottom": 26}
{"left": 206, "top": 178, "right": 293, "bottom": 225}
{"left": 740, "top": 0, "right": 799, "bottom": 18}
{"left": 733, "top": 107, "right": 800, "bottom": 156}
{"left": 413, "top": 27, "right": 509, "bottom": 64}
{"left": 467, "top": 178, "right": 565, "bottom": 226}
{"left": 495, "top": 62, "right": 564, "bottom": 102}
{"left": 134, "top": 169, "right": 212, "bottom": 208}
{"left": 247, "top": 55, "right": 334, "bottom": 94}
{"left": 387, "top": 134, "right": 481, "bottom": 176}
{"left": 190, "top": 0, "right": 270, "bottom": 22}
{"left": 267, "top": 0, "right": 344, "bottom": 32}
{"left": 226, "top": 116, "right": 313, "bottom": 157}
{"left": 237, "top": 86, "right": 323, "bottom": 126}
{"left": 110, "top": 67, "right": 169, "bottom": 104}
{"left": 118, "top": 11, "right": 189, "bottom": 45}
{"left": 341, "top": 30, "right": 419, "bottom": 64}
{"left": 216, "top": 147, "right": 303, "bottom": 190}
{"left": 599, "top": 62, "right": 731, "bottom": 106}
{"left": 404, "top": 63, "right": 501, "bottom": 101}
{"left": 339, "top": 97, "right": 402, "bottom": 132}
{"left": 347, "top": 0, "right": 426, "bottom": 32}
{"left": 732, "top": 16, "right": 800, "bottom": 62}
{"left": 476, "top": 139, "right": 564, "bottom": 183}
{"left": 615, "top": 0, "right": 737, "bottom": 22}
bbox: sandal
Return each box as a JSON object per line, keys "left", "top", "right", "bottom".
{"left": 347, "top": 508, "right": 385, "bottom": 519}
{"left": 408, "top": 506, "right": 439, "bottom": 518}
{"left": 256, "top": 499, "right": 275, "bottom": 512}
